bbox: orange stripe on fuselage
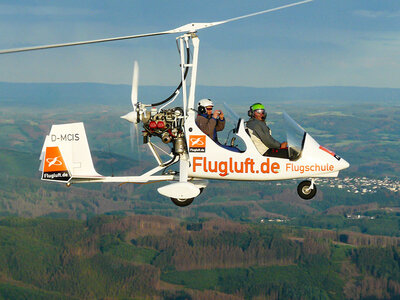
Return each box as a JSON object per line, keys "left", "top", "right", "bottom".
{"left": 319, "top": 145, "right": 335, "bottom": 157}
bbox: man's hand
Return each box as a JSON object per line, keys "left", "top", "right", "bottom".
{"left": 213, "top": 110, "right": 223, "bottom": 119}
{"left": 280, "top": 142, "right": 288, "bottom": 149}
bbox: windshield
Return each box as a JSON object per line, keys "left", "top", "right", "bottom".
{"left": 283, "top": 112, "right": 306, "bottom": 160}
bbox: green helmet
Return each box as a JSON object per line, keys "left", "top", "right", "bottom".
{"left": 248, "top": 103, "right": 266, "bottom": 118}
{"left": 251, "top": 103, "right": 265, "bottom": 111}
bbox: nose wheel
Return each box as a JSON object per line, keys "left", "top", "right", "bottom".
{"left": 297, "top": 180, "right": 317, "bottom": 200}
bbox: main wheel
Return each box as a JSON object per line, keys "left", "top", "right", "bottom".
{"left": 297, "top": 180, "right": 317, "bottom": 200}
{"left": 170, "top": 197, "right": 194, "bottom": 207}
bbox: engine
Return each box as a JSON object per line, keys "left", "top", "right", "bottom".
{"left": 142, "top": 107, "right": 186, "bottom": 154}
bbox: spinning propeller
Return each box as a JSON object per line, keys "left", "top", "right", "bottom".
{"left": 121, "top": 61, "right": 140, "bottom": 124}
{"left": 120, "top": 61, "right": 144, "bottom": 157}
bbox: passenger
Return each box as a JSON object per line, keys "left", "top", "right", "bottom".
{"left": 196, "top": 98, "right": 225, "bottom": 142}
{"left": 246, "top": 103, "right": 288, "bottom": 158}
{"left": 196, "top": 98, "right": 240, "bottom": 152}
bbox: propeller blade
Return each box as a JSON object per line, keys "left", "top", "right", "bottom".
{"left": 135, "top": 123, "right": 141, "bottom": 160}
{"left": 131, "top": 61, "right": 139, "bottom": 108}
{"left": 0, "top": 0, "right": 312, "bottom": 55}
{"left": 129, "top": 123, "right": 142, "bottom": 159}
{"left": 130, "top": 123, "right": 135, "bottom": 151}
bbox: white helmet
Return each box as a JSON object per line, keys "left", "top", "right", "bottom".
{"left": 198, "top": 98, "right": 214, "bottom": 114}
{"left": 198, "top": 98, "right": 214, "bottom": 107}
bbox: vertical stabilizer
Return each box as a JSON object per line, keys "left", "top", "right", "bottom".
{"left": 40, "top": 122, "right": 101, "bottom": 182}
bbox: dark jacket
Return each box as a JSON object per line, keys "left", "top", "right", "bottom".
{"left": 246, "top": 118, "right": 281, "bottom": 151}
{"left": 196, "top": 113, "right": 225, "bottom": 141}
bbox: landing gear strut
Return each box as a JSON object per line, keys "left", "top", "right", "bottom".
{"left": 297, "top": 179, "right": 317, "bottom": 200}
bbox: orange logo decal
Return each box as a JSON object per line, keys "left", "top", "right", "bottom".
{"left": 189, "top": 135, "right": 206, "bottom": 152}
{"left": 43, "top": 147, "right": 67, "bottom": 172}
{"left": 189, "top": 135, "right": 206, "bottom": 147}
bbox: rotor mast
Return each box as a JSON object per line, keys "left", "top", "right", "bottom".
{"left": 177, "top": 33, "right": 200, "bottom": 117}
{"left": 188, "top": 34, "right": 200, "bottom": 114}
{"left": 176, "top": 33, "right": 200, "bottom": 184}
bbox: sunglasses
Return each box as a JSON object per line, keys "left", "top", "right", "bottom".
{"left": 254, "top": 109, "right": 265, "bottom": 114}
{"left": 206, "top": 107, "right": 213, "bottom": 110}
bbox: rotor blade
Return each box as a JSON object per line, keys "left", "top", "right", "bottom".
{"left": 0, "top": 31, "right": 171, "bottom": 54}
{"left": 166, "top": 0, "right": 313, "bottom": 33}
{"left": 0, "top": 0, "right": 312, "bottom": 55}
{"left": 217, "top": 0, "right": 313, "bottom": 26}
{"left": 131, "top": 61, "right": 139, "bottom": 108}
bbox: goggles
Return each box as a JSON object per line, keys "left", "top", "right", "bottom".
{"left": 206, "top": 106, "right": 213, "bottom": 111}
{"left": 254, "top": 109, "right": 265, "bottom": 114}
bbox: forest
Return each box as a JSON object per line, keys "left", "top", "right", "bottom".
{"left": 1, "top": 215, "right": 400, "bottom": 299}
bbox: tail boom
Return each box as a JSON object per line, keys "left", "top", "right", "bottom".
{"left": 39, "top": 122, "right": 177, "bottom": 184}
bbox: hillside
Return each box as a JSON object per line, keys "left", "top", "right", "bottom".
{"left": 0, "top": 215, "right": 400, "bottom": 299}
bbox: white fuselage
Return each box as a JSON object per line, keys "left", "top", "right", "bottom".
{"left": 185, "top": 112, "right": 349, "bottom": 181}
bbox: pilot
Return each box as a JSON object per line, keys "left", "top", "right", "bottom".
{"left": 246, "top": 103, "right": 288, "bottom": 158}
{"left": 196, "top": 98, "right": 225, "bottom": 142}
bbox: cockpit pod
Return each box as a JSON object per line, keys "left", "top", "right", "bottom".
{"left": 186, "top": 110, "right": 349, "bottom": 200}
{"left": 282, "top": 112, "right": 350, "bottom": 175}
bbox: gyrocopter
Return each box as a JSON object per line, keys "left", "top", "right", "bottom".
{"left": 1, "top": 0, "right": 349, "bottom": 206}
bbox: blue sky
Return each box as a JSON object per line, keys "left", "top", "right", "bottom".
{"left": 1, "top": 0, "right": 400, "bottom": 88}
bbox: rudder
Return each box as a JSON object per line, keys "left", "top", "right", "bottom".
{"left": 40, "top": 122, "right": 101, "bottom": 182}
